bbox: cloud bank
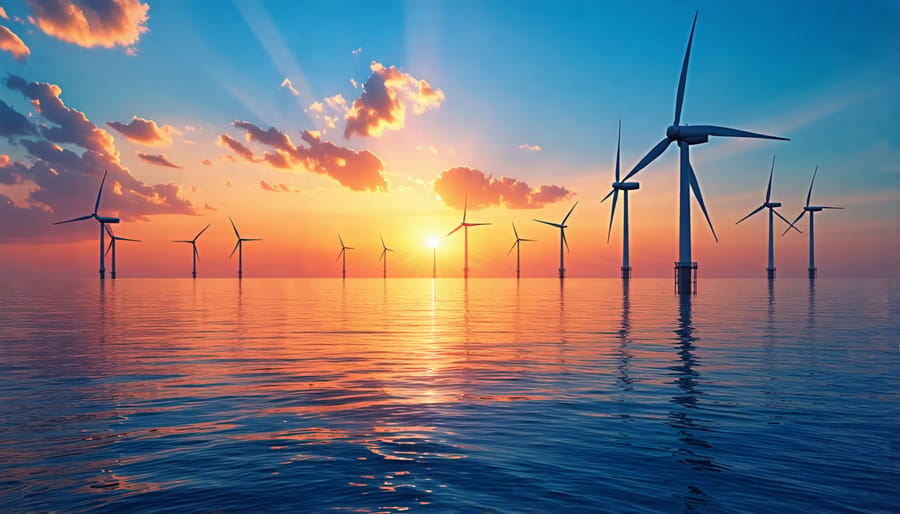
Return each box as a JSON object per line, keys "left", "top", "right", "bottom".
{"left": 433, "top": 166, "right": 573, "bottom": 210}
{"left": 25, "top": 0, "right": 149, "bottom": 51}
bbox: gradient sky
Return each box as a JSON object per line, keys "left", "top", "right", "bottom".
{"left": 1, "top": 0, "right": 898, "bottom": 278}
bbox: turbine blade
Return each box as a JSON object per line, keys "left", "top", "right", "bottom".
{"left": 562, "top": 201, "right": 578, "bottom": 224}
{"left": 94, "top": 170, "right": 108, "bottom": 215}
{"left": 104, "top": 224, "right": 114, "bottom": 237}
{"left": 512, "top": 222, "right": 519, "bottom": 239}
{"left": 194, "top": 223, "right": 211, "bottom": 241}
{"left": 54, "top": 214, "right": 93, "bottom": 224}
{"left": 806, "top": 166, "right": 817, "bottom": 207}
{"left": 686, "top": 158, "right": 718, "bottom": 242}
{"left": 622, "top": 138, "right": 672, "bottom": 182}
{"left": 674, "top": 12, "right": 698, "bottom": 126}
{"left": 194, "top": 245, "right": 200, "bottom": 261}
{"left": 463, "top": 195, "right": 468, "bottom": 224}
{"left": 339, "top": 233, "right": 344, "bottom": 247}
{"left": 821, "top": 206, "right": 844, "bottom": 209}
{"left": 520, "top": 238, "right": 535, "bottom": 242}
{"left": 783, "top": 211, "right": 806, "bottom": 236}
{"left": 607, "top": 189, "right": 619, "bottom": 243}
{"left": 229, "top": 217, "right": 241, "bottom": 239}
{"left": 765, "top": 155, "right": 775, "bottom": 204}
{"left": 467, "top": 222, "right": 491, "bottom": 227}
{"left": 615, "top": 120, "right": 621, "bottom": 182}
{"left": 507, "top": 240, "right": 518, "bottom": 255}
{"left": 736, "top": 204, "right": 765, "bottom": 225}
{"left": 380, "top": 234, "right": 386, "bottom": 249}
{"left": 533, "top": 219, "right": 562, "bottom": 228}
{"left": 105, "top": 240, "right": 112, "bottom": 256}
{"left": 562, "top": 229, "right": 570, "bottom": 252}
{"left": 600, "top": 188, "right": 615, "bottom": 203}
{"left": 690, "top": 125, "right": 789, "bottom": 141}
{"left": 242, "top": 238, "right": 262, "bottom": 241}
{"left": 773, "top": 209, "right": 802, "bottom": 233}
{"left": 336, "top": 248, "right": 344, "bottom": 261}
{"left": 229, "top": 240, "right": 240, "bottom": 258}
{"left": 119, "top": 237, "right": 141, "bottom": 242}
{"left": 346, "top": 246, "right": 354, "bottom": 250}
{"left": 378, "top": 249, "right": 385, "bottom": 262}
{"left": 447, "top": 224, "right": 463, "bottom": 236}
{"left": 172, "top": 240, "right": 193, "bottom": 243}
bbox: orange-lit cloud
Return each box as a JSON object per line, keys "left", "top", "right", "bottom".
{"left": 138, "top": 152, "right": 181, "bottom": 169}
{"left": 107, "top": 116, "right": 180, "bottom": 146}
{"left": 0, "top": 25, "right": 30, "bottom": 62}
{"left": 0, "top": 7, "right": 8, "bottom": 19}
{"left": 219, "top": 121, "right": 389, "bottom": 192}
{"left": 260, "top": 180, "right": 299, "bottom": 193}
{"left": 344, "top": 61, "right": 444, "bottom": 139}
{"left": 433, "top": 166, "right": 573, "bottom": 210}
{"left": 201, "top": 158, "right": 212, "bottom": 166}
{"left": 279, "top": 77, "right": 299, "bottom": 96}
{"left": 25, "top": 0, "right": 149, "bottom": 51}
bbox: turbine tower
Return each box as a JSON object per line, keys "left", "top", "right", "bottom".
{"left": 507, "top": 222, "right": 534, "bottom": 279}
{"left": 53, "top": 170, "right": 120, "bottom": 279}
{"left": 447, "top": 196, "right": 490, "bottom": 278}
{"left": 606, "top": 12, "right": 788, "bottom": 293}
{"left": 534, "top": 201, "right": 578, "bottom": 279}
{"left": 602, "top": 121, "right": 640, "bottom": 279}
{"left": 173, "top": 224, "right": 211, "bottom": 278}
{"left": 378, "top": 235, "right": 394, "bottom": 279}
{"left": 784, "top": 166, "right": 843, "bottom": 279}
{"left": 104, "top": 225, "right": 141, "bottom": 279}
{"left": 337, "top": 234, "right": 354, "bottom": 279}
{"left": 735, "top": 156, "right": 801, "bottom": 279}
{"left": 229, "top": 217, "right": 261, "bottom": 279}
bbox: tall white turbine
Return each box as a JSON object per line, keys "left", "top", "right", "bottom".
{"left": 534, "top": 201, "right": 578, "bottom": 279}
{"left": 104, "top": 225, "right": 141, "bottom": 279}
{"left": 229, "top": 217, "right": 261, "bottom": 279}
{"left": 54, "top": 170, "right": 120, "bottom": 279}
{"left": 447, "top": 196, "right": 491, "bottom": 278}
{"left": 603, "top": 121, "right": 640, "bottom": 279}
{"left": 736, "top": 156, "right": 801, "bottom": 279}
{"left": 606, "top": 12, "right": 788, "bottom": 293}
{"left": 784, "top": 166, "right": 843, "bottom": 279}
{"left": 173, "top": 224, "right": 211, "bottom": 278}
{"left": 337, "top": 234, "right": 354, "bottom": 279}
{"left": 378, "top": 235, "right": 394, "bottom": 279}
{"left": 507, "top": 222, "right": 535, "bottom": 279}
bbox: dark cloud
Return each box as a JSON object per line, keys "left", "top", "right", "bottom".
{"left": 107, "top": 116, "right": 179, "bottom": 146}
{"left": 433, "top": 166, "right": 574, "bottom": 210}
{"left": 137, "top": 153, "right": 182, "bottom": 169}
{"left": 0, "top": 25, "right": 30, "bottom": 62}
{"left": 0, "top": 99, "right": 37, "bottom": 137}
{"left": 24, "top": 0, "right": 149, "bottom": 51}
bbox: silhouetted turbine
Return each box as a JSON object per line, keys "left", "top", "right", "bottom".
{"left": 534, "top": 201, "right": 578, "bottom": 279}
{"left": 507, "top": 222, "right": 534, "bottom": 279}
{"left": 604, "top": 121, "right": 640, "bottom": 279}
{"left": 447, "top": 195, "right": 490, "bottom": 278}
{"left": 337, "top": 234, "right": 354, "bottom": 279}
{"left": 378, "top": 235, "right": 394, "bottom": 278}
{"left": 229, "top": 217, "right": 261, "bottom": 279}
{"left": 173, "top": 224, "right": 211, "bottom": 278}
{"left": 53, "top": 170, "right": 120, "bottom": 279}
{"left": 104, "top": 224, "right": 140, "bottom": 279}
{"left": 783, "top": 166, "right": 843, "bottom": 278}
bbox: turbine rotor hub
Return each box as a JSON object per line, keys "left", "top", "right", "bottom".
{"left": 765, "top": 201, "right": 781, "bottom": 208}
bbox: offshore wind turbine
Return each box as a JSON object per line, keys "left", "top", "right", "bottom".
{"left": 104, "top": 225, "right": 141, "bottom": 279}
{"left": 229, "top": 217, "right": 261, "bottom": 279}
{"left": 735, "top": 156, "right": 801, "bottom": 279}
{"left": 53, "top": 170, "right": 120, "bottom": 279}
{"left": 533, "top": 201, "right": 578, "bottom": 279}
{"left": 378, "top": 235, "right": 394, "bottom": 278}
{"left": 604, "top": 121, "right": 640, "bottom": 279}
{"left": 507, "top": 222, "right": 534, "bottom": 279}
{"left": 604, "top": 12, "right": 788, "bottom": 293}
{"left": 784, "top": 166, "right": 843, "bottom": 279}
{"left": 447, "top": 196, "right": 491, "bottom": 278}
{"left": 337, "top": 234, "right": 354, "bottom": 279}
{"left": 172, "top": 224, "right": 211, "bottom": 278}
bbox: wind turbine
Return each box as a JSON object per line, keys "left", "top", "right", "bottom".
{"left": 447, "top": 196, "right": 491, "bottom": 278}
{"left": 229, "top": 217, "right": 261, "bottom": 279}
{"left": 104, "top": 225, "right": 140, "bottom": 279}
{"left": 173, "top": 224, "right": 211, "bottom": 278}
{"left": 604, "top": 121, "right": 640, "bottom": 279}
{"left": 337, "top": 234, "right": 354, "bottom": 279}
{"left": 783, "top": 166, "right": 843, "bottom": 279}
{"left": 735, "top": 156, "right": 801, "bottom": 279}
{"left": 603, "top": 12, "right": 788, "bottom": 293}
{"left": 378, "top": 235, "right": 394, "bottom": 278}
{"left": 533, "top": 201, "right": 578, "bottom": 279}
{"left": 507, "top": 222, "right": 534, "bottom": 279}
{"left": 53, "top": 170, "right": 120, "bottom": 279}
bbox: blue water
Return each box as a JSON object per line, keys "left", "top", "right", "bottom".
{"left": 0, "top": 278, "right": 897, "bottom": 512}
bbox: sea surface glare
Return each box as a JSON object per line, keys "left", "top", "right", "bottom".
{"left": 0, "top": 278, "right": 897, "bottom": 512}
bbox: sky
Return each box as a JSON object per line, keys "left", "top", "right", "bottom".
{"left": 1, "top": 0, "right": 898, "bottom": 279}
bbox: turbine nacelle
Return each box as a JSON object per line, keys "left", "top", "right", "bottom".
{"left": 666, "top": 125, "right": 709, "bottom": 145}
{"left": 765, "top": 201, "right": 782, "bottom": 208}
{"left": 612, "top": 181, "right": 640, "bottom": 191}
{"left": 97, "top": 216, "right": 120, "bottom": 224}
{"left": 805, "top": 206, "right": 824, "bottom": 212}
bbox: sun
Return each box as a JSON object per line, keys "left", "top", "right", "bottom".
{"left": 427, "top": 236, "right": 440, "bottom": 249}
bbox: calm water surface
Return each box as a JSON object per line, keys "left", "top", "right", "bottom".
{"left": 1, "top": 278, "right": 897, "bottom": 512}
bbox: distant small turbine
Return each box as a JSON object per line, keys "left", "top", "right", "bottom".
{"left": 507, "top": 222, "right": 534, "bottom": 279}
{"left": 603, "top": 121, "right": 640, "bottom": 279}
{"left": 378, "top": 235, "right": 394, "bottom": 278}
{"left": 54, "top": 170, "right": 120, "bottom": 279}
{"left": 447, "top": 196, "right": 491, "bottom": 278}
{"left": 784, "top": 166, "right": 843, "bottom": 279}
{"left": 104, "top": 225, "right": 141, "bottom": 279}
{"left": 229, "top": 217, "right": 261, "bottom": 279}
{"left": 173, "top": 224, "right": 211, "bottom": 278}
{"left": 735, "top": 156, "right": 801, "bottom": 279}
{"left": 337, "top": 234, "right": 354, "bottom": 279}
{"left": 534, "top": 201, "right": 578, "bottom": 279}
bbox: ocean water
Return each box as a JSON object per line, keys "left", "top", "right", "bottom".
{"left": 0, "top": 278, "right": 897, "bottom": 512}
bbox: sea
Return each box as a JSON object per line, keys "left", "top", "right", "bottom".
{"left": 0, "top": 278, "right": 897, "bottom": 512}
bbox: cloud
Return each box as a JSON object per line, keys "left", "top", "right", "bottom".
{"left": 0, "top": 75, "right": 196, "bottom": 243}
{"left": 107, "top": 116, "right": 181, "bottom": 147}
{"left": 259, "top": 180, "right": 298, "bottom": 193}
{"left": 201, "top": 159, "right": 212, "bottom": 166}
{"left": 137, "top": 153, "right": 182, "bottom": 169}
{"left": 306, "top": 101, "right": 323, "bottom": 113}
{"left": 219, "top": 121, "right": 389, "bottom": 192}
{"left": 0, "top": 7, "right": 8, "bottom": 19}
{"left": 350, "top": 78, "right": 358, "bottom": 89}
{"left": 352, "top": 47, "right": 362, "bottom": 56}
{"left": 0, "top": 25, "right": 30, "bottom": 62}
{"left": 24, "top": 0, "right": 149, "bottom": 51}
{"left": 433, "top": 166, "right": 574, "bottom": 210}
{"left": 518, "top": 144, "right": 541, "bottom": 152}
{"left": 344, "top": 61, "right": 445, "bottom": 139}
{"left": 204, "top": 202, "right": 216, "bottom": 211}
{"left": 0, "top": 99, "right": 37, "bottom": 137}
{"left": 280, "top": 77, "right": 299, "bottom": 96}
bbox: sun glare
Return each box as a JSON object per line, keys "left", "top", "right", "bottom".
{"left": 427, "top": 236, "right": 440, "bottom": 249}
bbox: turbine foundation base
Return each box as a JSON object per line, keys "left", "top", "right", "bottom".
{"left": 766, "top": 267, "right": 775, "bottom": 280}
{"left": 808, "top": 267, "right": 817, "bottom": 279}
{"left": 621, "top": 266, "right": 632, "bottom": 279}
{"left": 558, "top": 268, "right": 565, "bottom": 280}
{"left": 111, "top": 271, "right": 117, "bottom": 279}
{"left": 674, "top": 262, "right": 697, "bottom": 295}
